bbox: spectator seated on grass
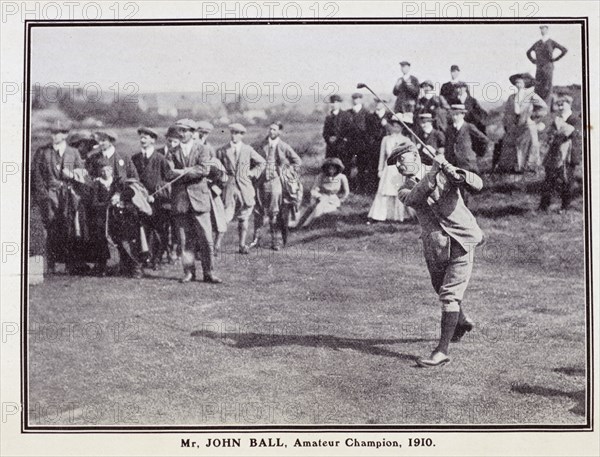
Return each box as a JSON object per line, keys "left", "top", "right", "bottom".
{"left": 290, "top": 157, "right": 349, "bottom": 229}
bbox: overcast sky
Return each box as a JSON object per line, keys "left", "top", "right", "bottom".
{"left": 31, "top": 23, "right": 583, "bottom": 103}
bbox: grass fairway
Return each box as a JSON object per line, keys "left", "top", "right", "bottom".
{"left": 27, "top": 169, "right": 587, "bottom": 426}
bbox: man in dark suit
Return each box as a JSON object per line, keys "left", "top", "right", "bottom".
{"left": 322, "top": 94, "right": 350, "bottom": 163}
{"left": 251, "top": 122, "right": 302, "bottom": 250}
{"left": 32, "top": 122, "right": 89, "bottom": 274}
{"left": 454, "top": 82, "right": 487, "bottom": 134}
{"left": 416, "top": 113, "right": 446, "bottom": 165}
{"left": 440, "top": 65, "right": 468, "bottom": 105}
{"left": 170, "top": 119, "right": 225, "bottom": 283}
{"left": 131, "top": 127, "right": 174, "bottom": 268}
{"left": 346, "top": 92, "right": 370, "bottom": 191}
{"left": 526, "top": 25, "right": 568, "bottom": 104}
{"left": 416, "top": 80, "right": 450, "bottom": 133}
{"left": 393, "top": 61, "right": 420, "bottom": 113}
{"left": 215, "top": 123, "right": 266, "bottom": 254}
{"left": 88, "top": 130, "right": 139, "bottom": 182}
{"left": 445, "top": 105, "right": 491, "bottom": 206}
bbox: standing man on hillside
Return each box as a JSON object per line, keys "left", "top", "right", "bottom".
{"left": 32, "top": 121, "right": 89, "bottom": 274}
{"left": 323, "top": 94, "right": 351, "bottom": 166}
{"left": 526, "top": 25, "right": 568, "bottom": 104}
{"left": 251, "top": 122, "right": 302, "bottom": 250}
{"left": 170, "top": 119, "right": 224, "bottom": 283}
{"left": 346, "top": 92, "right": 370, "bottom": 191}
{"left": 215, "top": 123, "right": 266, "bottom": 254}
{"left": 393, "top": 61, "right": 420, "bottom": 113}
{"left": 440, "top": 65, "right": 467, "bottom": 105}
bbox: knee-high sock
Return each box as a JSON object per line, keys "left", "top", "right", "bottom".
{"left": 436, "top": 301, "right": 460, "bottom": 355}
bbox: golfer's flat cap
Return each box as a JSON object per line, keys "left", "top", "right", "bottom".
{"left": 450, "top": 104, "right": 468, "bottom": 113}
{"left": 399, "top": 60, "right": 411, "bottom": 66}
{"left": 175, "top": 119, "right": 198, "bottom": 130}
{"left": 387, "top": 142, "right": 417, "bottom": 166}
{"left": 95, "top": 130, "right": 118, "bottom": 142}
{"left": 228, "top": 123, "right": 247, "bottom": 133}
{"left": 450, "top": 64, "right": 460, "bottom": 72}
{"left": 328, "top": 94, "right": 343, "bottom": 103}
{"left": 137, "top": 126, "right": 158, "bottom": 139}
{"left": 418, "top": 113, "right": 434, "bottom": 122}
{"left": 50, "top": 120, "right": 71, "bottom": 133}
{"left": 197, "top": 121, "right": 214, "bottom": 133}
{"left": 351, "top": 92, "right": 363, "bottom": 99}
{"left": 420, "top": 80, "right": 434, "bottom": 89}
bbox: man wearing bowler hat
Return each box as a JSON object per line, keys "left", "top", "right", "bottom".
{"left": 440, "top": 65, "right": 468, "bottom": 105}
{"left": 416, "top": 113, "right": 446, "bottom": 165}
{"left": 393, "top": 61, "right": 420, "bottom": 113}
{"left": 215, "top": 123, "right": 266, "bottom": 254}
{"left": 526, "top": 25, "right": 568, "bottom": 104}
{"left": 346, "top": 92, "right": 371, "bottom": 191}
{"left": 416, "top": 80, "right": 450, "bottom": 133}
{"left": 32, "top": 121, "right": 89, "bottom": 274}
{"left": 323, "top": 94, "right": 351, "bottom": 162}
{"left": 169, "top": 118, "right": 225, "bottom": 283}
{"left": 88, "top": 130, "right": 139, "bottom": 182}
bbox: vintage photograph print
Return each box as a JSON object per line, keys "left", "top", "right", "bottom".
{"left": 23, "top": 19, "right": 591, "bottom": 430}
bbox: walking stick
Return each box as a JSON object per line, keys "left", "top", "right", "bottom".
{"left": 356, "top": 83, "right": 436, "bottom": 160}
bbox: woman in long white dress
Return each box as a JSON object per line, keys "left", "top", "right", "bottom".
{"left": 368, "top": 117, "right": 415, "bottom": 222}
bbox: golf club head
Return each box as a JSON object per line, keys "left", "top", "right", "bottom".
{"left": 356, "top": 83, "right": 366, "bottom": 89}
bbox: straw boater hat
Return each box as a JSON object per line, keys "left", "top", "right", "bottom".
{"left": 389, "top": 112, "right": 414, "bottom": 125}
{"left": 321, "top": 157, "right": 345, "bottom": 173}
{"left": 509, "top": 72, "right": 536, "bottom": 88}
{"left": 418, "top": 113, "right": 434, "bottom": 123}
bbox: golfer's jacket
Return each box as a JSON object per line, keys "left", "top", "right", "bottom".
{"left": 398, "top": 167, "right": 483, "bottom": 253}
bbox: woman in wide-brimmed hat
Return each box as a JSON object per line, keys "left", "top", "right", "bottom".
{"left": 290, "top": 157, "right": 349, "bottom": 229}
{"left": 367, "top": 115, "right": 416, "bottom": 223}
{"left": 496, "top": 72, "right": 547, "bottom": 173}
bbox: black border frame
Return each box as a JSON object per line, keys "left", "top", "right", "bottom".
{"left": 20, "top": 17, "right": 593, "bottom": 433}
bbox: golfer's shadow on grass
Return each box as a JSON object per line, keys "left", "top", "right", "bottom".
{"left": 191, "top": 329, "right": 429, "bottom": 363}
{"left": 510, "top": 367, "right": 586, "bottom": 417}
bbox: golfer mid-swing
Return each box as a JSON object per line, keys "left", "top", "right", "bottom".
{"left": 389, "top": 143, "right": 484, "bottom": 368}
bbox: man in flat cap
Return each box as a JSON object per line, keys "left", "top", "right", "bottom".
{"left": 393, "top": 142, "right": 483, "bottom": 368}
{"left": 32, "top": 121, "right": 89, "bottom": 274}
{"left": 196, "top": 121, "right": 215, "bottom": 155}
{"left": 88, "top": 130, "right": 139, "bottom": 183}
{"left": 527, "top": 25, "right": 568, "bottom": 105}
{"left": 393, "top": 61, "right": 420, "bottom": 113}
{"left": 215, "top": 123, "right": 266, "bottom": 254}
{"left": 322, "top": 94, "right": 351, "bottom": 163}
{"left": 440, "top": 65, "right": 468, "bottom": 105}
{"left": 131, "top": 127, "right": 175, "bottom": 268}
{"left": 250, "top": 122, "right": 302, "bottom": 250}
{"left": 169, "top": 120, "right": 226, "bottom": 283}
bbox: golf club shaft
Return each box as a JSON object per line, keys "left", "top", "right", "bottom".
{"left": 357, "top": 84, "right": 435, "bottom": 159}
{"left": 150, "top": 167, "right": 193, "bottom": 197}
